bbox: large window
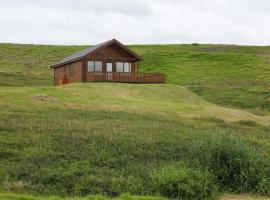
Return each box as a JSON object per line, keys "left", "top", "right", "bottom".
{"left": 116, "top": 62, "right": 131, "bottom": 72}
{"left": 95, "top": 61, "right": 102, "bottom": 72}
{"left": 88, "top": 61, "right": 94, "bottom": 72}
{"left": 88, "top": 61, "right": 102, "bottom": 72}
{"left": 116, "top": 62, "right": 124, "bottom": 72}
{"left": 124, "top": 63, "right": 131, "bottom": 72}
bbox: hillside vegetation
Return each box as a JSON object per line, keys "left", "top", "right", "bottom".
{"left": 0, "top": 193, "right": 269, "bottom": 200}
{"left": 0, "top": 43, "right": 270, "bottom": 199}
{"left": 0, "top": 193, "right": 165, "bottom": 200}
{"left": 0, "top": 43, "right": 269, "bottom": 115}
{"left": 0, "top": 83, "right": 270, "bottom": 198}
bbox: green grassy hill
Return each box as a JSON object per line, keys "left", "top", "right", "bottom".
{"left": 0, "top": 83, "right": 270, "bottom": 198}
{"left": 0, "top": 43, "right": 270, "bottom": 199}
{"left": 0, "top": 193, "right": 165, "bottom": 200}
{"left": 0, "top": 43, "right": 269, "bottom": 115}
{"left": 0, "top": 193, "right": 269, "bottom": 200}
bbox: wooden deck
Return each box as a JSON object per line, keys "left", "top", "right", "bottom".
{"left": 87, "top": 72, "right": 166, "bottom": 83}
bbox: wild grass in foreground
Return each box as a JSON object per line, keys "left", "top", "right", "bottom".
{"left": 221, "top": 194, "right": 270, "bottom": 200}
{"left": 0, "top": 193, "right": 165, "bottom": 200}
{"left": 0, "top": 192, "right": 269, "bottom": 200}
{"left": 0, "top": 84, "right": 269, "bottom": 199}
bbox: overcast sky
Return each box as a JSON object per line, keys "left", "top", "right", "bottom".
{"left": 1, "top": 0, "right": 270, "bottom": 45}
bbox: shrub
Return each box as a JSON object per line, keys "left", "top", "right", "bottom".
{"left": 187, "top": 135, "right": 270, "bottom": 195}
{"left": 150, "top": 163, "right": 217, "bottom": 200}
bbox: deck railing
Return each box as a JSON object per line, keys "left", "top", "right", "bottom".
{"left": 87, "top": 72, "right": 166, "bottom": 83}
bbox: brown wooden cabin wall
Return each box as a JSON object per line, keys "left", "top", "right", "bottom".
{"left": 88, "top": 43, "right": 135, "bottom": 60}
{"left": 54, "top": 60, "right": 82, "bottom": 85}
{"left": 86, "top": 44, "right": 138, "bottom": 80}
{"left": 53, "top": 43, "right": 142, "bottom": 85}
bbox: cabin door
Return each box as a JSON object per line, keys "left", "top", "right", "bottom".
{"left": 106, "top": 63, "right": 113, "bottom": 81}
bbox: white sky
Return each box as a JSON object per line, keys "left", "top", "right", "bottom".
{"left": 0, "top": 0, "right": 270, "bottom": 45}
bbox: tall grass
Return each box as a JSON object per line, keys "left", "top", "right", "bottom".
{"left": 150, "top": 163, "right": 218, "bottom": 200}
{"left": 0, "top": 84, "right": 270, "bottom": 198}
{"left": 0, "top": 193, "right": 166, "bottom": 200}
{"left": 186, "top": 135, "right": 270, "bottom": 195}
{"left": 0, "top": 104, "right": 270, "bottom": 197}
{"left": 0, "top": 43, "right": 270, "bottom": 198}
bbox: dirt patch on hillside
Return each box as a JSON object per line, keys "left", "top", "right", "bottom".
{"left": 32, "top": 94, "right": 59, "bottom": 103}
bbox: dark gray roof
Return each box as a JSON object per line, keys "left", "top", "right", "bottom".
{"left": 52, "top": 39, "right": 141, "bottom": 67}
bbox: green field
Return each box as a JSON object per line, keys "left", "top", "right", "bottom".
{"left": 1, "top": 43, "right": 269, "bottom": 115}
{"left": 0, "top": 193, "right": 166, "bottom": 200}
{"left": 0, "top": 193, "right": 269, "bottom": 200}
{"left": 0, "top": 43, "right": 270, "bottom": 199}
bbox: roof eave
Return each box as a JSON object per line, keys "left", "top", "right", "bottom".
{"left": 51, "top": 39, "right": 143, "bottom": 68}
{"left": 51, "top": 57, "right": 83, "bottom": 68}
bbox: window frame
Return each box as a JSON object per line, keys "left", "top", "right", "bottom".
{"left": 88, "top": 61, "right": 103, "bottom": 72}
{"left": 94, "top": 61, "right": 102, "bottom": 72}
{"left": 116, "top": 62, "right": 132, "bottom": 73}
{"left": 116, "top": 62, "right": 124, "bottom": 72}
{"left": 124, "top": 62, "right": 131, "bottom": 73}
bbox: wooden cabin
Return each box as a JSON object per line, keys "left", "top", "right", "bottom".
{"left": 51, "top": 39, "right": 166, "bottom": 85}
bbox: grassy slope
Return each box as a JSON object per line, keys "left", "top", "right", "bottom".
{"left": 1, "top": 83, "right": 269, "bottom": 125}
{"left": 0, "top": 43, "right": 269, "bottom": 115}
{"left": 0, "top": 43, "right": 270, "bottom": 198}
{"left": 221, "top": 194, "right": 270, "bottom": 200}
{"left": 0, "top": 193, "right": 269, "bottom": 200}
{"left": 134, "top": 44, "right": 270, "bottom": 115}
{"left": 0, "top": 83, "right": 270, "bottom": 197}
{"left": 0, "top": 193, "right": 165, "bottom": 200}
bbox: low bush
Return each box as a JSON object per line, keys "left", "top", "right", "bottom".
{"left": 150, "top": 163, "right": 217, "bottom": 200}
{"left": 187, "top": 135, "right": 270, "bottom": 195}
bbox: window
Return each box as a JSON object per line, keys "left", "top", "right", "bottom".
{"left": 116, "top": 62, "right": 124, "bottom": 72}
{"left": 124, "top": 63, "right": 131, "bottom": 72}
{"left": 88, "top": 61, "right": 102, "bottom": 72}
{"left": 116, "top": 62, "right": 131, "bottom": 72}
{"left": 95, "top": 61, "right": 102, "bottom": 72}
{"left": 88, "top": 61, "right": 94, "bottom": 72}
